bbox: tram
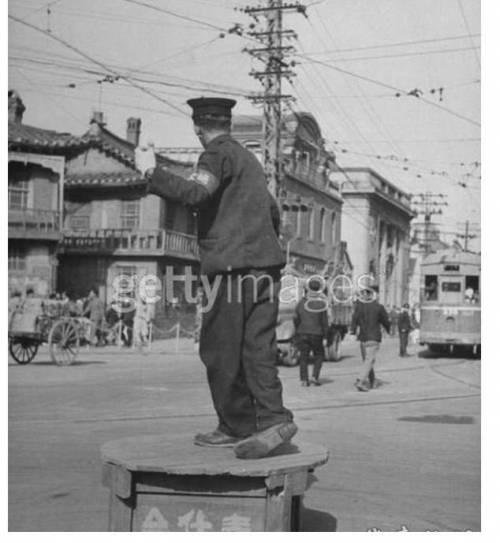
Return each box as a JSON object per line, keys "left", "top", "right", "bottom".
{"left": 419, "top": 249, "right": 480, "bottom": 354}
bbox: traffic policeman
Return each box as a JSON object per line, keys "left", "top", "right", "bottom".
{"left": 135, "top": 97, "right": 296, "bottom": 459}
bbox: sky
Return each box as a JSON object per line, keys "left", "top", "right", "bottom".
{"left": 8, "top": 0, "right": 481, "bottom": 251}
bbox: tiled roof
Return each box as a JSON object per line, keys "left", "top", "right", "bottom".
{"left": 9, "top": 119, "right": 193, "bottom": 189}
{"left": 8, "top": 122, "right": 89, "bottom": 151}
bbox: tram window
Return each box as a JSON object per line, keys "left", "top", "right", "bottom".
{"left": 442, "top": 282, "right": 461, "bottom": 292}
{"left": 424, "top": 275, "right": 438, "bottom": 300}
{"left": 465, "top": 275, "right": 479, "bottom": 302}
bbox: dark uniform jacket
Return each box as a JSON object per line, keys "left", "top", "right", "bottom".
{"left": 397, "top": 310, "right": 412, "bottom": 333}
{"left": 350, "top": 300, "right": 391, "bottom": 342}
{"left": 293, "top": 297, "right": 329, "bottom": 338}
{"left": 148, "top": 134, "right": 285, "bottom": 276}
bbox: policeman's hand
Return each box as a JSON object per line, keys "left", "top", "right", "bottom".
{"left": 135, "top": 143, "right": 156, "bottom": 176}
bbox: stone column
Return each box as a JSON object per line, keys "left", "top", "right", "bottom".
{"left": 378, "top": 220, "right": 387, "bottom": 305}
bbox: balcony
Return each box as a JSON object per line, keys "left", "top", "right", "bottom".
{"left": 61, "top": 228, "right": 199, "bottom": 260}
{"left": 9, "top": 208, "right": 61, "bottom": 240}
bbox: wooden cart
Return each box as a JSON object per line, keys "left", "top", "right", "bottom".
{"left": 8, "top": 297, "right": 83, "bottom": 366}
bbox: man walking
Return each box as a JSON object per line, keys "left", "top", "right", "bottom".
{"left": 398, "top": 303, "right": 413, "bottom": 357}
{"left": 135, "top": 97, "right": 296, "bottom": 459}
{"left": 293, "top": 278, "right": 329, "bottom": 387}
{"left": 389, "top": 305, "right": 399, "bottom": 336}
{"left": 350, "top": 286, "right": 391, "bottom": 392}
{"left": 84, "top": 287, "right": 105, "bottom": 346}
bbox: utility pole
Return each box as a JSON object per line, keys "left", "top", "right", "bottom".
{"left": 411, "top": 192, "right": 448, "bottom": 256}
{"left": 242, "top": 1, "right": 307, "bottom": 197}
{"left": 456, "top": 220, "right": 479, "bottom": 251}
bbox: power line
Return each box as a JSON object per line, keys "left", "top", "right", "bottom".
{"left": 120, "top": 0, "right": 227, "bottom": 31}
{"left": 456, "top": 0, "right": 481, "bottom": 71}
{"left": 9, "top": 54, "right": 253, "bottom": 97}
{"left": 303, "top": 32, "right": 480, "bottom": 55}
{"left": 309, "top": 8, "right": 409, "bottom": 170}
{"left": 14, "top": 86, "right": 189, "bottom": 119}
{"left": 12, "top": 0, "right": 65, "bottom": 23}
{"left": 297, "top": 52, "right": 481, "bottom": 128}
{"left": 302, "top": 45, "right": 480, "bottom": 63}
{"left": 9, "top": 14, "right": 190, "bottom": 118}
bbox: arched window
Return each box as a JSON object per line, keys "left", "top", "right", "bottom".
{"left": 319, "top": 208, "right": 326, "bottom": 243}
{"left": 308, "top": 206, "right": 315, "bottom": 240}
{"left": 330, "top": 211, "right": 336, "bottom": 245}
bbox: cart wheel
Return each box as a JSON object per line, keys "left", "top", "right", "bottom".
{"left": 9, "top": 338, "right": 39, "bottom": 365}
{"left": 49, "top": 320, "right": 80, "bottom": 366}
{"left": 326, "top": 331, "right": 342, "bottom": 361}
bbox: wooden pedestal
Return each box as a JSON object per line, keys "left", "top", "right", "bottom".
{"left": 101, "top": 434, "right": 328, "bottom": 532}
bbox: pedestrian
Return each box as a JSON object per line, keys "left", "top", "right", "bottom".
{"left": 293, "top": 278, "right": 329, "bottom": 387}
{"left": 133, "top": 296, "right": 153, "bottom": 351}
{"left": 389, "top": 305, "right": 399, "bottom": 336}
{"left": 135, "top": 96, "right": 296, "bottom": 459}
{"left": 398, "top": 303, "right": 413, "bottom": 357}
{"left": 350, "top": 285, "right": 391, "bottom": 392}
{"left": 83, "top": 287, "right": 105, "bottom": 346}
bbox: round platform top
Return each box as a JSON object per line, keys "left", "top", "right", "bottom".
{"left": 101, "top": 434, "right": 329, "bottom": 477}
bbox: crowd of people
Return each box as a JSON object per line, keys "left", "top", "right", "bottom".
{"left": 8, "top": 286, "right": 153, "bottom": 350}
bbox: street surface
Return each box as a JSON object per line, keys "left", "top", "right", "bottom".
{"left": 9, "top": 335, "right": 480, "bottom": 532}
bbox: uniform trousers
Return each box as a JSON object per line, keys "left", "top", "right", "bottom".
{"left": 199, "top": 268, "right": 293, "bottom": 438}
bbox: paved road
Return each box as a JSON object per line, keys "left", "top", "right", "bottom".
{"left": 8, "top": 336, "right": 480, "bottom": 531}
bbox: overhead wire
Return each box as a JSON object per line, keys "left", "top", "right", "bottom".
{"left": 302, "top": 45, "right": 481, "bottom": 63}
{"left": 120, "top": 0, "right": 228, "bottom": 31}
{"left": 303, "top": 32, "right": 480, "bottom": 55}
{"left": 308, "top": 7, "right": 409, "bottom": 164}
{"left": 456, "top": 0, "right": 481, "bottom": 71}
{"left": 296, "top": 53, "right": 481, "bottom": 127}
{"left": 9, "top": 14, "right": 190, "bottom": 117}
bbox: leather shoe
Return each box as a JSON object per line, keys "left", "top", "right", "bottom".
{"left": 194, "top": 429, "right": 244, "bottom": 448}
{"left": 355, "top": 379, "right": 369, "bottom": 392}
{"left": 234, "top": 422, "right": 298, "bottom": 459}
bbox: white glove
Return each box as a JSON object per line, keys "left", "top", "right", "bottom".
{"left": 135, "top": 144, "right": 156, "bottom": 176}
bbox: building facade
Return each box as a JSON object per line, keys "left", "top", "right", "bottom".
{"left": 331, "top": 167, "right": 414, "bottom": 306}
{"left": 159, "top": 111, "right": 348, "bottom": 277}
{"left": 8, "top": 91, "right": 67, "bottom": 296}
{"left": 58, "top": 112, "right": 199, "bottom": 315}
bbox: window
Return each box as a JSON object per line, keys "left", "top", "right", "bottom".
{"left": 442, "top": 282, "right": 461, "bottom": 292}
{"left": 330, "top": 212, "right": 336, "bottom": 244}
{"left": 424, "top": 274, "right": 438, "bottom": 301}
{"left": 8, "top": 180, "right": 29, "bottom": 210}
{"left": 465, "top": 275, "right": 479, "bottom": 302}
{"left": 295, "top": 209, "right": 301, "bottom": 237}
{"left": 319, "top": 208, "right": 326, "bottom": 243}
{"left": 308, "top": 206, "right": 315, "bottom": 240}
{"left": 120, "top": 200, "right": 140, "bottom": 229}
{"left": 8, "top": 246, "right": 26, "bottom": 271}
{"left": 69, "top": 215, "right": 90, "bottom": 230}
{"left": 165, "top": 200, "right": 176, "bottom": 231}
